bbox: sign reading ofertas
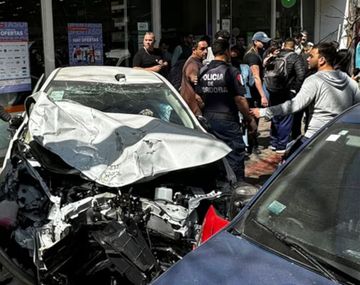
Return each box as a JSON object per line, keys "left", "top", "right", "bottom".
{"left": 68, "top": 23, "right": 103, "bottom": 66}
{"left": 281, "top": 0, "right": 296, "bottom": 8}
{"left": 0, "top": 22, "right": 31, "bottom": 94}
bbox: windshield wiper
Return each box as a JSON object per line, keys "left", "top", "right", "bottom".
{"left": 253, "top": 219, "right": 341, "bottom": 283}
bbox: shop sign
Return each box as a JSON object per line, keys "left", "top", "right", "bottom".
{"left": 221, "top": 19, "right": 231, "bottom": 33}
{"left": 281, "top": 0, "right": 296, "bottom": 8}
{"left": 68, "top": 23, "right": 103, "bottom": 66}
{"left": 137, "top": 22, "right": 149, "bottom": 31}
{"left": 0, "top": 22, "right": 31, "bottom": 94}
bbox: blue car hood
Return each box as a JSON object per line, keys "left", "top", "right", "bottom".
{"left": 152, "top": 231, "right": 335, "bottom": 285}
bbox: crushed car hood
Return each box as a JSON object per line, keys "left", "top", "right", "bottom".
{"left": 28, "top": 91, "right": 231, "bottom": 187}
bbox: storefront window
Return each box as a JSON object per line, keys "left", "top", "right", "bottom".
{"left": 52, "top": 0, "right": 151, "bottom": 68}
{"left": 231, "top": 0, "right": 271, "bottom": 46}
{"left": 0, "top": 0, "right": 42, "bottom": 107}
{"left": 275, "top": 0, "right": 314, "bottom": 40}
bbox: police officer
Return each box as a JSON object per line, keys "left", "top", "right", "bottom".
{"left": 197, "top": 39, "right": 257, "bottom": 182}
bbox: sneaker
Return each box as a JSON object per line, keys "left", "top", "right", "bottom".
{"left": 275, "top": 149, "right": 286, "bottom": 154}
{"left": 268, "top": 145, "right": 276, "bottom": 151}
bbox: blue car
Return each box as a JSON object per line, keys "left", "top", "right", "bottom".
{"left": 153, "top": 103, "right": 360, "bottom": 285}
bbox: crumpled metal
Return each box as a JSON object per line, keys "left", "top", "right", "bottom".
{"left": 28, "top": 91, "right": 231, "bottom": 187}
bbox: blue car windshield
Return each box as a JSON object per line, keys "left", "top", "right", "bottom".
{"left": 242, "top": 122, "right": 360, "bottom": 281}
{"left": 44, "top": 80, "right": 196, "bottom": 129}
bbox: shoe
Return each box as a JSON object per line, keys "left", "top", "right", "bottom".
{"left": 268, "top": 145, "right": 276, "bottom": 151}
{"left": 275, "top": 149, "right": 286, "bottom": 154}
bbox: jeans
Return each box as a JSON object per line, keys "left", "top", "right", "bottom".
{"left": 206, "top": 116, "right": 246, "bottom": 181}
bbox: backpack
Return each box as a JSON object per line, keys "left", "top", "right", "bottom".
{"left": 264, "top": 52, "right": 295, "bottom": 93}
{"left": 240, "top": 64, "right": 254, "bottom": 99}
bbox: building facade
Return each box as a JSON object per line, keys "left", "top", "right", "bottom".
{"left": 0, "top": 0, "right": 353, "bottom": 107}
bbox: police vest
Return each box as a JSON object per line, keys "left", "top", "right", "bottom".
{"left": 198, "top": 63, "right": 236, "bottom": 114}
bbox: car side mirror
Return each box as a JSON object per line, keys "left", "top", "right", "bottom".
{"left": 8, "top": 114, "right": 24, "bottom": 137}
{"left": 196, "top": 115, "right": 211, "bottom": 131}
{"left": 229, "top": 182, "right": 259, "bottom": 219}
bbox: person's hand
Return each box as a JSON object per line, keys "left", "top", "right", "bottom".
{"left": 160, "top": 60, "right": 168, "bottom": 67}
{"left": 190, "top": 74, "right": 198, "bottom": 85}
{"left": 250, "top": 108, "right": 260, "bottom": 118}
{"left": 247, "top": 117, "right": 258, "bottom": 135}
{"left": 152, "top": 64, "right": 162, "bottom": 72}
{"left": 261, "top": 96, "right": 268, "bottom": 107}
{"left": 156, "top": 59, "right": 168, "bottom": 68}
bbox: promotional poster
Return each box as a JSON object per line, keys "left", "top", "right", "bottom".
{"left": 68, "top": 23, "right": 103, "bottom": 66}
{"left": 0, "top": 22, "right": 31, "bottom": 94}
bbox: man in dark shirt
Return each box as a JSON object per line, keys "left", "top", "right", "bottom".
{"left": 243, "top": 31, "right": 271, "bottom": 154}
{"left": 180, "top": 39, "right": 208, "bottom": 116}
{"left": 197, "top": 39, "right": 257, "bottom": 182}
{"left": 265, "top": 38, "right": 306, "bottom": 153}
{"left": 243, "top": 31, "right": 271, "bottom": 108}
{"left": 133, "top": 32, "right": 168, "bottom": 76}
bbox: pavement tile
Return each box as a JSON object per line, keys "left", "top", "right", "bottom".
{"left": 244, "top": 119, "right": 283, "bottom": 186}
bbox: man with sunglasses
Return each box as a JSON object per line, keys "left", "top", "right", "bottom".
{"left": 180, "top": 39, "right": 208, "bottom": 115}
{"left": 251, "top": 42, "right": 360, "bottom": 142}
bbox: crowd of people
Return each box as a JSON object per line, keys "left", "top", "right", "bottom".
{"left": 133, "top": 30, "right": 360, "bottom": 184}
{"left": 0, "top": 29, "right": 357, "bottom": 188}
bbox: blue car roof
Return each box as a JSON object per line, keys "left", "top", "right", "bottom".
{"left": 334, "top": 103, "right": 360, "bottom": 125}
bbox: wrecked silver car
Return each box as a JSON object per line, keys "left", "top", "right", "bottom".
{"left": 0, "top": 66, "right": 244, "bottom": 284}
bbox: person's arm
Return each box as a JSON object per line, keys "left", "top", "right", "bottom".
{"left": 133, "top": 51, "right": 164, "bottom": 73}
{"left": 253, "top": 76, "right": 317, "bottom": 119}
{"left": 234, "top": 96, "right": 257, "bottom": 134}
{"left": 183, "top": 62, "right": 203, "bottom": 115}
{"left": 140, "top": 65, "right": 163, "bottom": 72}
{"left": 229, "top": 67, "right": 257, "bottom": 133}
{"left": 249, "top": 64, "right": 268, "bottom": 107}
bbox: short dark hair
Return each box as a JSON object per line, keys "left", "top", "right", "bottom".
{"left": 314, "top": 42, "right": 338, "bottom": 66}
{"left": 192, "top": 39, "right": 206, "bottom": 49}
{"left": 200, "top": 35, "right": 211, "bottom": 46}
{"left": 212, "top": 39, "right": 230, "bottom": 56}
{"left": 285, "top": 38, "right": 295, "bottom": 45}
{"left": 283, "top": 38, "right": 295, "bottom": 49}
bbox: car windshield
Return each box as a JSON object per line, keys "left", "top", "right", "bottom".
{"left": 44, "top": 80, "right": 196, "bottom": 129}
{"left": 239, "top": 122, "right": 360, "bottom": 281}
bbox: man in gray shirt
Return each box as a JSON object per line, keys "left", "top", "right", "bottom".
{"left": 252, "top": 42, "right": 360, "bottom": 139}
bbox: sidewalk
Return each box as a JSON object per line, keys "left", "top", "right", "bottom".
{"left": 244, "top": 119, "right": 283, "bottom": 187}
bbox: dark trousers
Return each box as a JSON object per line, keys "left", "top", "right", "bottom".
{"left": 270, "top": 114, "right": 293, "bottom": 150}
{"left": 269, "top": 91, "right": 293, "bottom": 150}
{"left": 205, "top": 115, "right": 245, "bottom": 181}
{"left": 245, "top": 97, "right": 259, "bottom": 151}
